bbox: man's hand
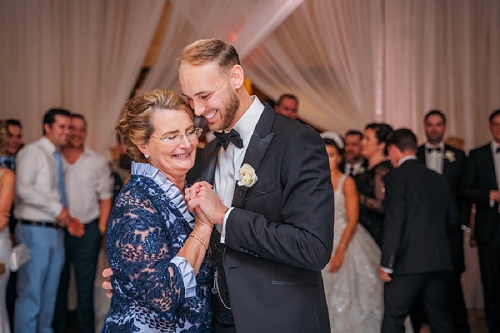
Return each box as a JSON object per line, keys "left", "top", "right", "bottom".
{"left": 490, "top": 190, "right": 500, "bottom": 203}
{"left": 378, "top": 267, "right": 392, "bottom": 282}
{"left": 102, "top": 268, "right": 113, "bottom": 298}
{"left": 57, "top": 207, "right": 71, "bottom": 227}
{"left": 67, "top": 218, "right": 85, "bottom": 237}
{"left": 186, "top": 182, "right": 226, "bottom": 226}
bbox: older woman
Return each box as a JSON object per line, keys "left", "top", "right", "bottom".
{"left": 104, "top": 90, "right": 213, "bottom": 332}
{"left": 0, "top": 120, "right": 15, "bottom": 333}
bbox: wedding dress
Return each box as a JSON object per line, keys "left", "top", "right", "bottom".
{"left": 322, "top": 175, "right": 383, "bottom": 333}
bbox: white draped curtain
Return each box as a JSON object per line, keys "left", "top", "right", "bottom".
{"left": 0, "top": 0, "right": 165, "bottom": 154}
{"left": 2, "top": 0, "right": 498, "bottom": 152}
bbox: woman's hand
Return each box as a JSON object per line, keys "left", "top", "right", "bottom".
{"left": 328, "top": 251, "right": 345, "bottom": 273}
{"left": 102, "top": 268, "right": 113, "bottom": 298}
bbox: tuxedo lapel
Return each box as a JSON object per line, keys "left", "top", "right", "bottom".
{"left": 200, "top": 140, "right": 221, "bottom": 184}
{"left": 231, "top": 105, "right": 275, "bottom": 208}
{"left": 483, "top": 145, "right": 498, "bottom": 188}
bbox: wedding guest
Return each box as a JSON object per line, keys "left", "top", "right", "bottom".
{"left": 380, "top": 128, "right": 455, "bottom": 333}
{"left": 338, "top": 130, "right": 368, "bottom": 179}
{"left": 182, "top": 38, "right": 333, "bottom": 333}
{"left": 274, "top": 93, "right": 299, "bottom": 119}
{"left": 0, "top": 120, "right": 15, "bottom": 333}
{"left": 463, "top": 109, "right": 500, "bottom": 333}
{"left": 320, "top": 131, "right": 383, "bottom": 333}
{"left": 413, "top": 109, "right": 470, "bottom": 333}
{"left": 104, "top": 89, "right": 213, "bottom": 332}
{"left": 53, "top": 114, "right": 113, "bottom": 333}
{"left": 14, "top": 108, "right": 83, "bottom": 333}
{"left": 109, "top": 132, "right": 132, "bottom": 200}
{"left": 0, "top": 119, "right": 22, "bottom": 332}
{"left": 357, "top": 122, "right": 393, "bottom": 248}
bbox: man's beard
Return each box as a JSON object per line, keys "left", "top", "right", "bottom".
{"left": 210, "top": 89, "right": 239, "bottom": 131}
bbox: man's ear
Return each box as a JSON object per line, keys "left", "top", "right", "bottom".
{"left": 230, "top": 65, "right": 244, "bottom": 90}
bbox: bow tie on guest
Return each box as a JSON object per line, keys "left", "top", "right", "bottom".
{"left": 213, "top": 129, "right": 243, "bottom": 150}
{"left": 427, "top": 146, "right": 442, "bottom": 153}
{"left": 496, "top": 147, "right": 500, "bottom": 154}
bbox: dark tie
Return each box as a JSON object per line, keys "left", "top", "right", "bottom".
{"left": 213, "top": 129, "right": 243, "bottom": 150}
{"left": 349, "top": 166, "right": 355, "bottom": 177}
{"left": 427, "top": 147, "right": 442, "bottom": 153}
{"left": 496, "top": 147, "right": 500, "bottom": 154}
{"left": 54, "top": 150, "right": 67, "bottom": 207}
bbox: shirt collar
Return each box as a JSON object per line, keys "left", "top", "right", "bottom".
{"left": 231, "top": 96, "right": 265, "bottom": 147}
{"left": 40, "top": 136, "right": 58, "bottom": 153}
{"left": 491, "top": 141, "right": 500, "bottom": 153}
{"left": 398, "top": 155, "right": 417, "bottom": 167}
{"left": 425, "top": 142, "right": 445, "bottom": 151}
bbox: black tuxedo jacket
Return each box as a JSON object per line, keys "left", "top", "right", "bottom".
{"left": 200, "top": 104, "right": 334, "bottom": 333}
{"left": 381, "top": 159, "right": 455, "bottom": 275}
{"left": 463, "top": 143, "right": 500, "bottom": 244}
{"left": 417, "top": 144, "right": 467, "bottom": 272}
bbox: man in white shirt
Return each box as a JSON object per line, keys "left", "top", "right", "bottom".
{"left": 182, "top": 39, "right": 333, "bottom": 333}
{"left": 14, "top": 108, "right": 83, "bottom": 333}
{"left": 415, "top": 109, "right": 470, "bottom": 333}
{"left": 463, "top": 109, "right": 500, "bottom": 333}
{"left": 339, "top": 130, "right": 367, "bottom": 179}
{"left": 53, "top": 114, "right": 113, "bottom": 333}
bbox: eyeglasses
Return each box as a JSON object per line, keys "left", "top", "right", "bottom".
{"left": 151, "top": 127, "right": 203, "bottom": 145}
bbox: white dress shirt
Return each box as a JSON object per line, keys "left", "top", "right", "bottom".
{"left": 214, "top": 96, "right": 265, "bottom": 242}
{"left": 344, "top": 159, "right": 364, "bottom": 176}
{"left": 424, "top": 142, "right": 445, "bottom": 174}
{"left": 63, "top": 147, "right": 113, "bottom": 224}
{"left": 14, "top": 137, "right": 63, "bottom": 222}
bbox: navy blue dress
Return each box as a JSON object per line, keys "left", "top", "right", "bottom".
{"left": 104, "top": 163, "right": 212, "bottom": 332}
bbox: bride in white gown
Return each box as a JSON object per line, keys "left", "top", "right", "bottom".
{"left": 320, "top": 131, "right": 384, "bottom": 333}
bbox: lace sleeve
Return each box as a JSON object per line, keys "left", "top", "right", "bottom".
{"left": 107, "top": 187, "right": 187, "bottom": 314}
{"left": 365, "top": 163, "right": 391, "bottom": 213}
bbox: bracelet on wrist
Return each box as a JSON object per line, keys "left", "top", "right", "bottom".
{"left": 189, "top": 233, "right": 208, "bottom": 250}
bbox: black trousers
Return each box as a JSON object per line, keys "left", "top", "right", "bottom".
{"left": 477, "top": 231, "right": 500, "bottom": 333}
{"left": 53, "top": 220, "right": 101, "bottom": 333}
{"left": 382, "top": 271, "right": 453, "bottom": 333}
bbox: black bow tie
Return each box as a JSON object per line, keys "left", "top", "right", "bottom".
{"left": 496, "top": 147, "right": 500, "bottom": 154}
{"left": 213, "top": 129, "right": 243, "bottom": 150}
{"left": 427, "top": 146, "right": 442, "bottom": 153}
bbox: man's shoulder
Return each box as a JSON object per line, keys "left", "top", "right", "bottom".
{"left": 444, "top": 144, "right": 466, "bottom": 158}
{"left": 469, "top": 142, "right": 491, "bottom": 156}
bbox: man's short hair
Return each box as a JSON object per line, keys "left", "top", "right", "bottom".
{"left": 344, "top": 130, "right": 363, "bottom": 140}
{"left": 489, "top": 109, "right": 500, "bottom": 123}
{"left": 276, "top": 94, "right": 298, "bottom": 106}
{"left": 177, "top": 39, "right": 240, "bottom": 74}
{"left": 424, "top": 109, "right": 446, "bottom": 124}
{"left": 70, "top": 113, "right": 87, "bottom": 129}
{"left": 6, "top": 119, "right": 22, "bottom": 128}
{"left": 43, "top": 108, "right": 70, "bottom": 134}
{"left": 387, "top": 128, "right": 418, "bottom": 153}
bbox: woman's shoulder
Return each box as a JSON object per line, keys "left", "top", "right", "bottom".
{"left": 0, "top": 167, "right": 14, "bottom": 184}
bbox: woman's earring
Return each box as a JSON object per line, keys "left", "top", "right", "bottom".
{"left": 144, "top": 153, "right": 149, "bottom": 158}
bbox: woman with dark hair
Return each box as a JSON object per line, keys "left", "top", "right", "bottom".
{"left": 356, "top": 122, "right": 394, "bottom": 248}
{"left": 320, "top": 131, "right": 383, "bottom": 333}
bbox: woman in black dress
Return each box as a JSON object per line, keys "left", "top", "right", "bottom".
{"left": 356, "top": 122, "right": 393, "bottom": 248}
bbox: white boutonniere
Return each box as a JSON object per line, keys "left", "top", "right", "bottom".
{"left": 235, "top": 163, "right": 258, "bottom": 187}
{"left": 358, "top": 167, "right": 365, "bottom": 175}
{"left": 443, "top": 150, "right": 456, "bottom": 162}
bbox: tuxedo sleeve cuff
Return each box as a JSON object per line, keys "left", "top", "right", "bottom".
{"left": 380, "top": 266, "right": 393, "bottom": 274}
{"left": 490, "top": 199, "right": 495, "bottom": 208}
{"left": 219, "top": 207, "right": 234, "bottom": 244}
{"left": 171, "top": 256, "right": 196, "bottom": 298}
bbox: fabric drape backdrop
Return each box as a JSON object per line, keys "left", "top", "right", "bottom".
{"left": 0, "top": 0, "right": 165, "bottom": 155}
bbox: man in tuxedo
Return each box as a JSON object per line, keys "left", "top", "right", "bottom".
{"left": 413, "top": 109, "right": 470, "bottom": 333}
{"left": 463, "top": 109, "right": 500, "bottom": 333}
{"left": 182, "top": 39, "right": 334, "bottom": 333}
{"left": 379, "top": 128, "right": 455, "bottom": 333}
{"left": 274, "top": 93, "right": 299, "bottom": 119}
{"left": 338, "top": 130, "right": 368, "bottom": 179}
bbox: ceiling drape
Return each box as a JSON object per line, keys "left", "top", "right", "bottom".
{"left": 1, "top": 0, "right": 499, "bottom": 153}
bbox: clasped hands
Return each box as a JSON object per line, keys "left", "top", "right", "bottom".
{"left": 185, "top": 181, "right": 228, "bottom": 229}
